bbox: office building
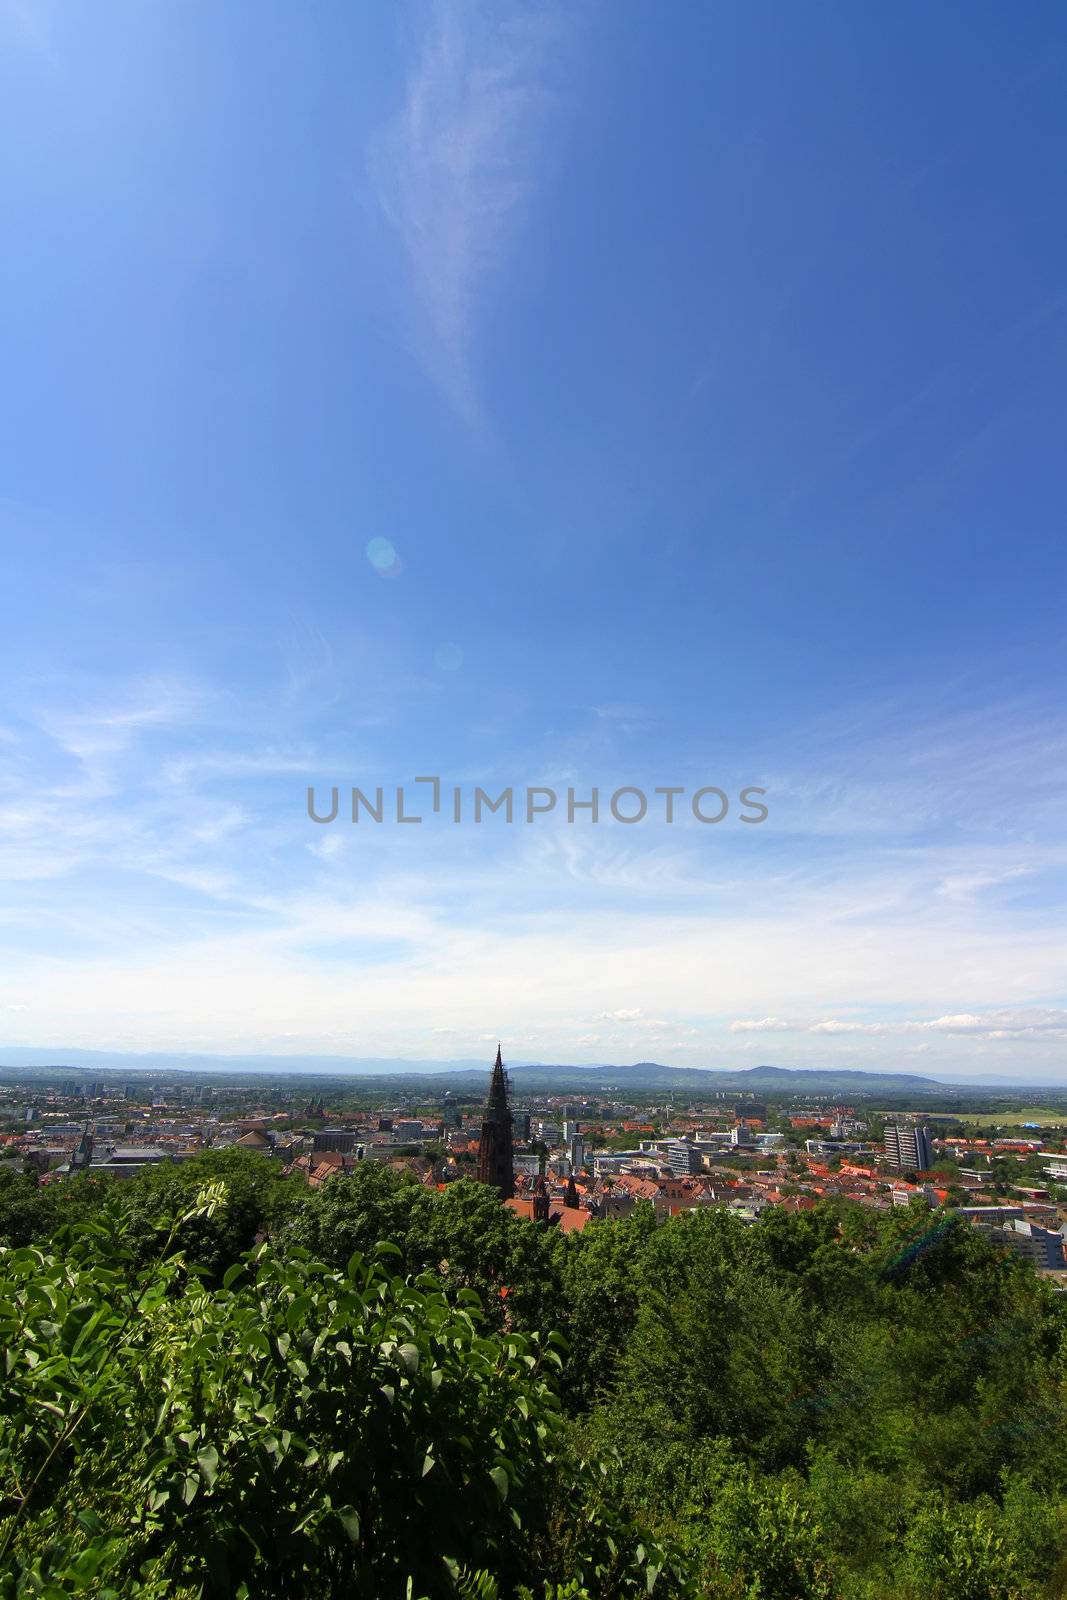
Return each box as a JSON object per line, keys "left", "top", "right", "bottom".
{"left": 884, "top": 1122, "right": 933, "bottom": 1172}
{"left": 313, "top": 1130, "right": 358, "bottom": 1153}
{"left": 666, "top": 1140, "right": 702, "bottom": 1177}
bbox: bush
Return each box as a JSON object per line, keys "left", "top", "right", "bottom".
{"left": 0, "top": 1182, "right": 683, "bottom": 1600}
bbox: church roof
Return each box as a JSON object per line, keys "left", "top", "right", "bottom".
{"left": 504, "top": 1196, "right": 592, "bottom": 1232}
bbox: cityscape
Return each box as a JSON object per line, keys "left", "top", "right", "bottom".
{"left": 4, "top": 0, "right": 1066, "bottom": 1595}
{"left": 5, "top": 1047, "right": 1067, "bottom": 1275}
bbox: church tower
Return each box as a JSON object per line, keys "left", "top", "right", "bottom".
{"left": 532, "top": 1173, "right": 550, "bottom": 1224}
{"left": 477, "top": 1045, "right": 515, "bottom": 1199}
{"left": 71, "top": 1119, "right": 94, "bottom": 1172}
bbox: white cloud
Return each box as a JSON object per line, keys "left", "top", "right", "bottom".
{"left": 808, "top": 1019, "right": 887, "bottom": 1036}
{"left": 936, "top": 866, "right": 1034, "bottom": 902}
{"left": 728, "top": 1009, "right": 1067, "bottom": 1046}
{"left": 920, "top": 1009, "right": 1067, "bottom": 1039}
{"left": 40, "top": 679, "right": 205, "bottom": 768}
{"left": 370, "top": 0, "right": 567, "bottom": 421}
{"left": 2, "top": 672, "right": 1066, "bottom": 1074}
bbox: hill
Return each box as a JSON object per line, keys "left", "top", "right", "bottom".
{"left": 0, "top": 1048, "right": 962, "bottom": 1097}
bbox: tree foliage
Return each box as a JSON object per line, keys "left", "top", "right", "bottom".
{"left": 2, "top": 1159, "right": 1066, "bottom": 1599}
{"left": 0, "top": 1180, "right": 672, "bottom": 1600}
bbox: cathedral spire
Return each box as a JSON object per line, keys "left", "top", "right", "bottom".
{"left": 477, "top": 1045, "right": 515, "bottom": 1199}
{"left": 72, "top": 1118, "right": 94, "bottom": 1172}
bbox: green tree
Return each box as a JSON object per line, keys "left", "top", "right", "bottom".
{"left": 0, "top": 1167, "right": 56, "bottom": 1248}
{"left": 0, "top": 1184, "right": 683, "bottom": 1600}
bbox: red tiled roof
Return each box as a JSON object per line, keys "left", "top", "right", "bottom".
{"left": 614, "top": 1174, "right": 659, "bottom": 1200}
{"left": 504, "top": 1197, "right": 591, "bottom": 1233}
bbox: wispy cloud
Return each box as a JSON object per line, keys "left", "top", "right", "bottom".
{"left": 370, "top": 0, "right": 567, "bottom": 422}
{"left": 731, "top": 1009, "right": 1067, "bottom": 1043}
{"left": 48, "top": 683, "right": 200, "bottom": 751}
{"left": 2, "top": 668, "right": 1065, "bottom": 1074}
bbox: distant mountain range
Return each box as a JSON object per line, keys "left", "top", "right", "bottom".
{"left": 498, "top": 1061, "right": 948, "bottom": 1094}
{"left": 0, "top": 1046, "right": 986, "bottom": 1097}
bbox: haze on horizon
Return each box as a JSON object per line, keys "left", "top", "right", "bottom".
{"left": 2, "top": 2, "right": 1066, "bottom": 1082}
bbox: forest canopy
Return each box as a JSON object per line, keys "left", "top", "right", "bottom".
{"left": 1, "top": 1152, "right": 1065, "bottom": 1600}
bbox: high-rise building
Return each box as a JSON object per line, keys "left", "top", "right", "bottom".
{"left": 313, "top": 1130, "right": 357, "bottom": 1153}
{"left": 884, "top": 1122, "right": 933, "bottom": 1172}
{"left": 477, "top": 1046, "right": 515, "bottom": 1199}
{"left": 666, "top": 1140, "right": 701, "bottom": 1176}
{"left": 569, "top": 1134, "right": 586, "bottom": 1172}
{"left": 978, "top": 1219, "right": 1066, "bottom": 1271}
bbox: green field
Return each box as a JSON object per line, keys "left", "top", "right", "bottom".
{"left": 954, "top": 1106, "right": 1066, "bottom": 1128}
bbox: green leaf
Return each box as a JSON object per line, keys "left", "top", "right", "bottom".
{"left": 70, "top": 1545, "right": 103, "bottom": 1582}
{"left": 488, "top": 1466, "right": 509, "bottom": 1502}
{"left": 397, "top": 1342, "right": 419, "bottom": 1373}
{"left": 337, "top": 1505, "right": 361, "bottom": 1542}
{"left": 197, "top": 1445, "right": 219, "bottom": 1487}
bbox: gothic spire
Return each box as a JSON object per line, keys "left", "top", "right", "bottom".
{"left": 477, "top": 1045, "right": 515, "bottom": 1199}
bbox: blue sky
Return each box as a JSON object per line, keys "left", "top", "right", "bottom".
{"left": 2, "top": 0, "right": 1066, "bottom": 1079}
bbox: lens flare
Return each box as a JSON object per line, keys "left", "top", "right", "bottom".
{"left": 365, "top": 537, "right": 402, "bottom": 578}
